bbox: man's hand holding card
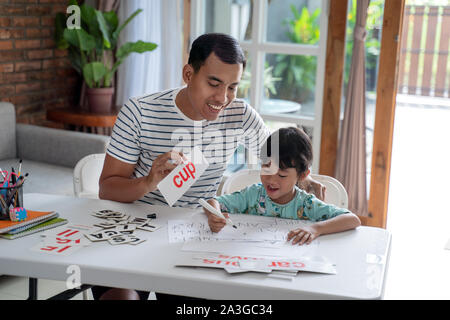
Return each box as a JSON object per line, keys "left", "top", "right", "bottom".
{"left": 157, "top": 146, "right": 209, "bottom": 206}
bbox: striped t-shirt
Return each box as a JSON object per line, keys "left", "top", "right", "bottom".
{"left": 107, "top": 87, "right": 270, "bottom": 208}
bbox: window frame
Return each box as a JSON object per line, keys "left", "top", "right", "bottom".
{"left": 190, "top": 0, "right": 330, "bottom": 172}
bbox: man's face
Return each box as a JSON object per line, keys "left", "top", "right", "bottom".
{"left": 183, "top": 53, "right": 243, "bottom": 121}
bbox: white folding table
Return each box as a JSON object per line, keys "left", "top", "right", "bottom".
{"left": 0, "top": 193, "right": 391, "bottom": 299}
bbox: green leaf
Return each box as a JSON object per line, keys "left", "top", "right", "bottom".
{"left": 80, "top": 4, "right": 99, "bottom": 35}
{"left": 290, "top": 4, "right": 300, "bottom": 20}
{"left": 95, "top": 10, "right": 111, "bottom": 49}
{"left": 83, "top": 62, "right": 107, "bottom": 88}
{"left": 116, "top": 40, "right": 157, "bottom": 60}
{"left": 273, "top": 61, "right": 287, "bottom": 76}
{"left": 54, "top": 12, "right": 68, "bottom": 49}
{"left": 103, "top": 11, "right": 119, "bottom": 48}
{"left": 112, "top": 8, "right": 143, "bottom": 40}
{"left": 103, "top": 11, "right": 119, "bottom": 32}
{"left": 68, "top": 47, "right": 82, "bottom": 74}
{"left": 64, "top": 28, "right": 96, "bottom": 52}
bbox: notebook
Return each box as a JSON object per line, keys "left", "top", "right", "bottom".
{"left": 0, "top": 210, "right": 58, "bottom": 234}
{"left": 8, "top": 212, "right": 60, "bottom": 234}
{"left": 1, "top": 217, "right": 68, "bottom": 240}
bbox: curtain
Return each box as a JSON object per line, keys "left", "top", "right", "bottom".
{"left": 116, "top": 0, "right": 183, "bottom": 107}
{"left": 335, "top": 0, "right": 370, "bottom": 216}
{"left": 97, "top": 0, "right": 119, "bottom": 12}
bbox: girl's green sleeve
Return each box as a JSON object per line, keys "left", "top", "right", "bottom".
{"left": 215, "top": 184, "right": 261, "bottom": 214}
{"left": 300, "top": 191, "right": 350, "bottom": 222}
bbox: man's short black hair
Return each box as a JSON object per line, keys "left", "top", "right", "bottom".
{"left": 261, "top": 127, "right": 313, "bottom": 176}
{"left": 188, "top": 33, "right": 246, "bottom": 72}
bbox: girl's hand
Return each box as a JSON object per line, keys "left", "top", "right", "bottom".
{"left": 203, "top": 199, "right": 228, "bottom": 233}
{"left": 287, "top": 225, "right": 320, "bottom": 245}
{"left": 205, "top": 210, "right": 230, "bottom": 233}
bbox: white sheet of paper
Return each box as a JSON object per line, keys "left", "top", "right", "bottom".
{"left": 169, "top": 213, "right": 321, "bottom": 258}
{"left": 167, "top": 213, "right": 311, "bottom": 243}
{"left": 181, "top": 240, "right": 320, "bottom": 259}
{"left": 157, "top": 146, "right": 209, "bottom": 206}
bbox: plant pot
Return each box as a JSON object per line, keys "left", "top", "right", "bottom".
{"left": 86, "top": 87, "right": 114, "bottom": 113}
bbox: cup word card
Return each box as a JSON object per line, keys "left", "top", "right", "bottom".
{"left": 158, "top": 146, "right": 209, "bottom": 206}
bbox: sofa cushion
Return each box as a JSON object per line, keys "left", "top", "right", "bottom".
{"left": 0, "top": 158, "right": 74, "bottom": 196}
{"left": 0, "top": 102, "right": 16, "bottom": 160}
{"left": 16, "top": 124, "right": 109, "bottom": 168}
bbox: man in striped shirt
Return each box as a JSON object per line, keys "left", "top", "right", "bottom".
{"left": 96, "top": 33, "right": 324, "bottom": 300}
{"left": 99, "top": 33, "right": 272, "bottom": 208}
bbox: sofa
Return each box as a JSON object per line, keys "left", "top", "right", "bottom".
{"left": 0, "top": 102, "right": 110, "bottom": 196}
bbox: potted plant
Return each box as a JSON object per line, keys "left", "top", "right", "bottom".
{"left": 55, "top": 0, "right": 157, "bottom": 113}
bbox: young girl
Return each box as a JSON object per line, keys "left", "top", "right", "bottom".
{"left": 203, "top": 127, "right": 361, "bottom": 245}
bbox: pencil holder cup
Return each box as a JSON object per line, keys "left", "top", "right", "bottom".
{"left": 0, "top": 183, "right": 24, "bottom": 221}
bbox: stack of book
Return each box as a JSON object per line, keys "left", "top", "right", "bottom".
{"left": 0, "top": 210, "right": 67, "bottom": 240}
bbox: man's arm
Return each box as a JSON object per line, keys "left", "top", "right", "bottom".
{"left": 99, "top": 152, "right": 185, "bottom": 203}
{"left": 297, "top": 175, "right": 326, "bottom": 201}
{"left": 98, "top": 155, "right": 150, "bottom": 203}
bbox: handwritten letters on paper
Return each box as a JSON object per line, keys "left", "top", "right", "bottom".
{"left": 168, "top": 214, "right": 311, "bottom": 243}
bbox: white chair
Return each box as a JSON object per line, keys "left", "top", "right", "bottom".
{"left": 73, "top": 153, "right": 106, "bottom": 300}
{"left": 73, "top": 153, "right": 105, "bottom": 199}
{"left": 221, "top": 168, "right": 348, "bottom": 208}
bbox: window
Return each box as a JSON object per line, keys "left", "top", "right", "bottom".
{"left": 190, "top": 0, "right": 329, "bottom": 172}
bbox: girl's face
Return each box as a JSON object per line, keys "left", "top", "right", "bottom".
{"left": 260, "top": 160, "right": 299, "bottom": 204}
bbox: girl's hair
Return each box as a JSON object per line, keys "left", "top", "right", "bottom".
{"left": 188, "top": 33, "right": 246, "bottom": 72}
{"left": 260, "top": 127, "right": 313, "bottom": 176}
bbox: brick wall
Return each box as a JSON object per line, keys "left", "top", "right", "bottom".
{"left": 0, "top": 0, "right": 82, "bottom": 126}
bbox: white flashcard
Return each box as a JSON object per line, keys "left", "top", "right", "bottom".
{"left": 42, "top": 236, "right": 91, "bottom": 247}
{"left": 104, "top": 213, "right": 126, "bottom": 219}
{"left": 267, "top": 270, "right": 298, "bottom": 281}
{"left": 118, "top": 230, "right": 134, "bottom": 235}
{"left": 30, "top": 242, "right": 84, "bottom": 256}
{"left": 92, "top": 210, "right": 121, "bottom": 218}
{"left": 175, "top": 253, "right": 337, "bottom": 275}
{"left": 101, "top": 229, "right": 121, "bottom": 238}
{"left": 84, "top": 232, "right": 107, "bottom": 242}
{"left": 137, "top": 222, "right": 161, "bottom": 232}
{"left": 129, "top": 217, "right": 149, "bottom": 225}
{"left": 157, "top": 146, "right": 209, "bottom": 206}
{"left": 238, "top": 259, "right": 272, "bottom": 272}
{"left": 108, "top": 235, "right": 133, "bottom": 245}
{"left": 106, "top": 218, "right": 128, "bottom": 224}
{"left": 95, "top": 209, "right": 117, "bottom": 214}
{"left": 127, "top": 235, "right": 146, "bottom": 245}
{"left": 223, "top": 268, "right": 251, "bottom": 274}
{"left": 114, "top": 224, "right": 136, "bottom": 232}
{"left": 93, "top": 221, "right": 117, "bottom": 229}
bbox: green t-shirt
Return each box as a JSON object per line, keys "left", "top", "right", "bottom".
{"left": 216, "top": 183, "right": 349, "bottom": 222}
